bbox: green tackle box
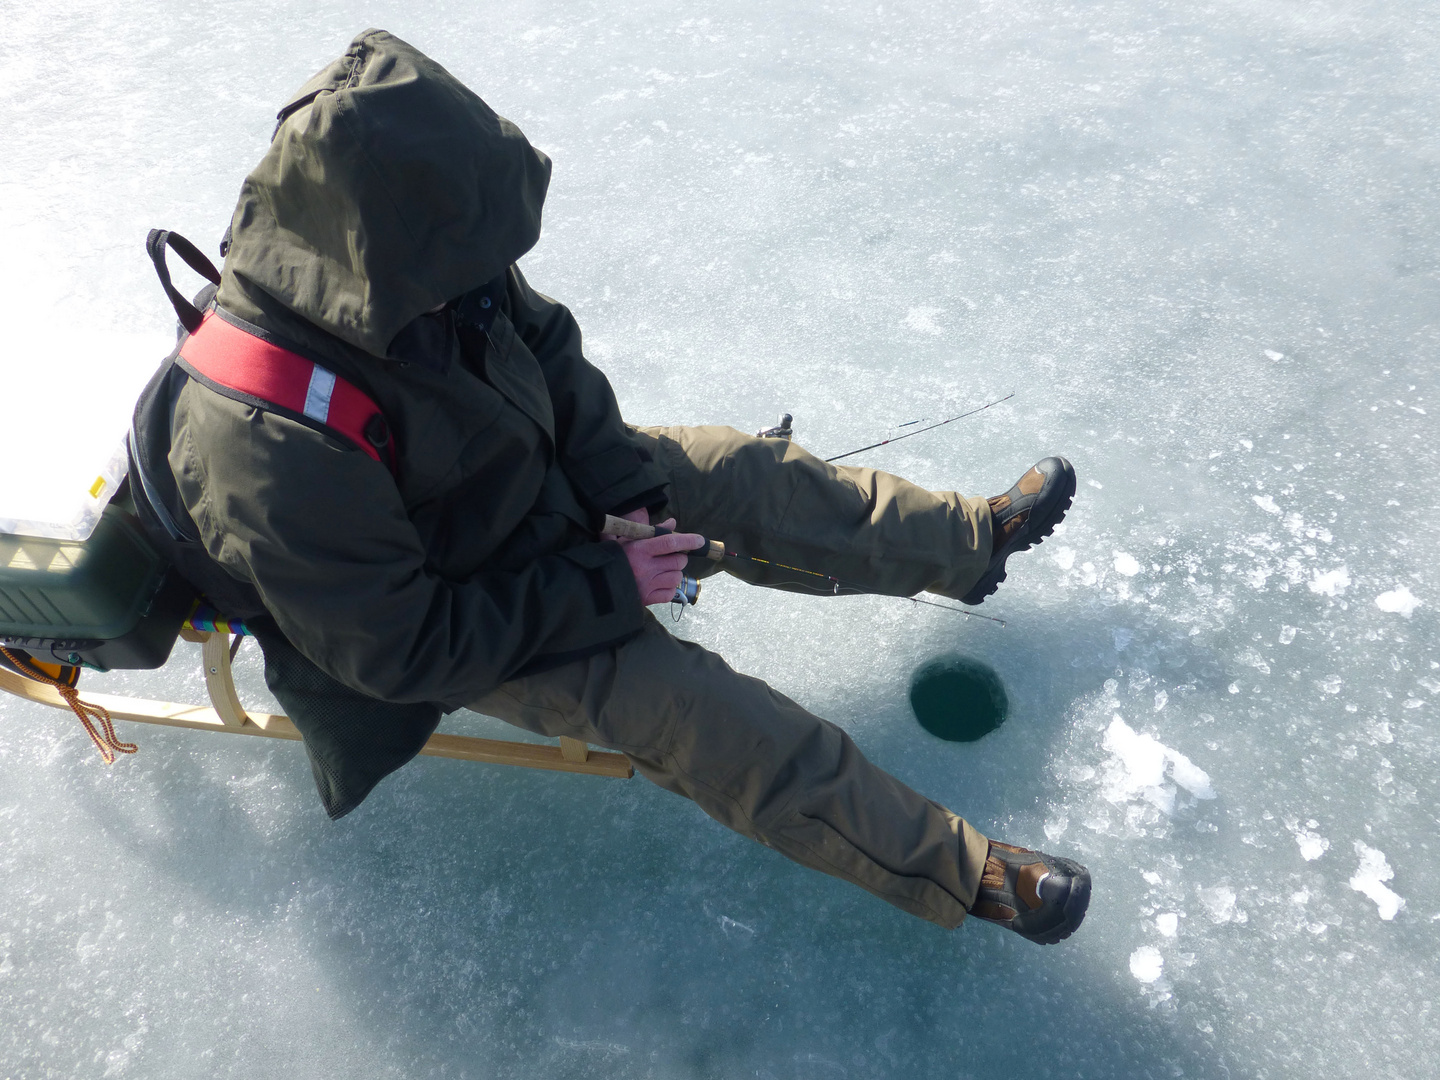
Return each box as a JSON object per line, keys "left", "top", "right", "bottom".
{"left": 0, "top": 499, "right": 192, "bottom": 671}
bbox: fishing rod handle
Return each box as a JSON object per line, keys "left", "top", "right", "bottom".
{"left": 600, "top": 514, "right": 656, "bottom": 540}
{"left": 600, "top": 514, "right": 725, "bottom": 561}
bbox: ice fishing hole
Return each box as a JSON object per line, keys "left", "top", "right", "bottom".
{"left": 909, "top": 655, "right": 1008, "bottom": 742}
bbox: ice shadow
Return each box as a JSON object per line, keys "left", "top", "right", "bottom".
{"left": 43, "top": 598, "right": 1249, "bottom": 1080}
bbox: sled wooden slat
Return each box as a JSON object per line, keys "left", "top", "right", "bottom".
{"left": 202, "top": 632, "right": 249, "bottom": 728}
{"left": 0, "top": 632, "right": 632, "bottom": 780}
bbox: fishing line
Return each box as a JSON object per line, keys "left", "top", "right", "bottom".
{"left": 722, "top": 550, "right": 1006, "bottom": 625}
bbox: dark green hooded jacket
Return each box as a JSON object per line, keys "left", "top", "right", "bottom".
{"left": 167, "top": 31, "right": 666, "bottom": 776}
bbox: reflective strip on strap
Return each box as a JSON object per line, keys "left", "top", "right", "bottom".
{"left": 178, "top": 312, "right": 391, "bottom": 468}
{"left": 303, "top": 365, "right": 337, "bottom": 423}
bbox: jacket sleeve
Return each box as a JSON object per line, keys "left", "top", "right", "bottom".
{"left": 504, "top": 265, "right": 668, "bottom": 515}
{"left": 169, "top": 383, "right": 648, "bottom": 709}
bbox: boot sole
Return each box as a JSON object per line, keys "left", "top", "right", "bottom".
{"left": 962, "top": 458, "right": 1077, "bottom": 606}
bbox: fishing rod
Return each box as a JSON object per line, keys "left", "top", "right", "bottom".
{"left": 821, "top": 393, "right": 1015, "bottom": 463}
{"left": 599, "top": 515, "right": 1005, "bottom": 625}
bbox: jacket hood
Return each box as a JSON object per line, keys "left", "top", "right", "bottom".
{"left": 219, "top": 29, "right": 551, "bottom": 359}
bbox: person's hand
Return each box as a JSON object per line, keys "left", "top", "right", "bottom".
{"left": 615, "top": 514, "right": 704, "bottom": 605}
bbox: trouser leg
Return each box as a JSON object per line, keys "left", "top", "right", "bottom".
{"left": 631, "top": 424, "right": 994, "bottom": 600}
{"left": 470, "top": 615, "right": 991, "bottom": 928}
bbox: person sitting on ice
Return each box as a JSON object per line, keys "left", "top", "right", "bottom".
{"left": 131, "top": 29, "right": 1091, "bottom": 944}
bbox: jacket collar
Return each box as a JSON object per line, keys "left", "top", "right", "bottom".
{"left": 385, "top": 272, "right": 507, "bottom": 372}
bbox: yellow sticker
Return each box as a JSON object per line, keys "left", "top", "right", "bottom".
{"left": 89, "top": 476, "right": 106, "bottom": 498}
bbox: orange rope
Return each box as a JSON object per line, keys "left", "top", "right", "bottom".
{"left": 0, "top": 647, "right": 137, "bottom": 764}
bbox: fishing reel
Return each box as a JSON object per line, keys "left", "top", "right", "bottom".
{"left": 756, "top": 412, "right": 794, "bottom": 440}
{"left": 671, "top": 575, "right": 701, "bottom": 606}
{"left": 599, "top": 515, "right": 719, "bottom": 613}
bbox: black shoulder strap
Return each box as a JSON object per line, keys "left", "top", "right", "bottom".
{"left": 146, "top": 229, "right": 222, "bottom": 334}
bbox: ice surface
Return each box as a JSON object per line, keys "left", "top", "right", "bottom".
{"left": 3, "top": 1, "right": 1439, "bottom": 1078}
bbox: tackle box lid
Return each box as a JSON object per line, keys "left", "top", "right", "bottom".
{"left": 0, "top": 439, "right": 128, "bottom": 543}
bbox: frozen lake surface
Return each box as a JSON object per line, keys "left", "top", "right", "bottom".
{"left": 2, "top": 1, "right": 1437, "bottom": 1076}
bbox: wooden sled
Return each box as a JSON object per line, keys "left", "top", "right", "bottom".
{"left": 0, "top": 626, "right": 632, "bottom": 779}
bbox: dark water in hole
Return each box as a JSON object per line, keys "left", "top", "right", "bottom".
{"left": 908, "top": 654, "right": 1009, "bottom": 742}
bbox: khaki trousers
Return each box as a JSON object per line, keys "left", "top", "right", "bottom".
{"left": 470, "top": 426, "right": 994, "bottom": 927}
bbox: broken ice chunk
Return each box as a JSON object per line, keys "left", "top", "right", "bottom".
{"left": 1349, "top": 842, "right": 1405, "bottom": 920}
{"left": 1375, "top": 586, "right": 1421, "bottom": 618}
{"left": 1308, "top": 567, "right": 1351, "bottom": 596}
{"left": 1101, "top": 716, "right": 1216, "bottom": 815}
{"left": 1129, "top": 946, "right": 1164, "bottom": 983}
{"left": 1197, "top": 885, "right": 1245, "bottom": 924}
{"left": 1288, "top": 820, "right": 1330, "bottom": 861}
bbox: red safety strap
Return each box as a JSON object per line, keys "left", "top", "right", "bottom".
{"left": 179, "top": 313, "right": 395, "bottom": 471}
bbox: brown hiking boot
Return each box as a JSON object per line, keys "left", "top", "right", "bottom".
{"left": 962, "top": 456, "right": 1076, "bottom": 604}
{"left": 970, "top": 841, "right": 1091, "bottom": 944}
